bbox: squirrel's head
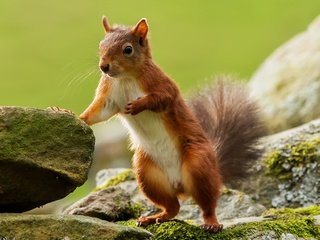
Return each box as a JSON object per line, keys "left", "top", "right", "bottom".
{"left": 98, "top": 17, "right": 150, "bottom": 78}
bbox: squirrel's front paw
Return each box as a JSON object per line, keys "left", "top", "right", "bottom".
{"left": 47, "top": 106, "right": 75, "bottom": 115}
{"left": 124, "top": 98, "right": 145, "bottom": 115}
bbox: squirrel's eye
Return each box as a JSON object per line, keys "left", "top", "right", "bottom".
{"left": 123, "top": 45, "right": 133, "bottom": 56}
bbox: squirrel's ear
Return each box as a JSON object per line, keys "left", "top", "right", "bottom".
{"left": 102, "top": 16, "right": 111, "bottom": 33}
{"left": 132, "top": 18, "right": 148, "bottom": 39}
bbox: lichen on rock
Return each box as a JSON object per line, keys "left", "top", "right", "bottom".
{"left": 265, "top": 138, "right": 320, "bottom": 179}
{"left": 235, "top": 119, "right": 320, "bottom": 208}
{"left": 264, "top": 135, "right": 320, "bottom": 208}
{"left": 94, "top": 169, "right": 135, "bottom": 192}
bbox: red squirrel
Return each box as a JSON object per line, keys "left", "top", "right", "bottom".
{"left": 80, "top": 17, "right": 264, "bottom": 233}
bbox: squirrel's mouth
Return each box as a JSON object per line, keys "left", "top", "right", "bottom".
{"left": 104, "top": 72, "right": 116, "bottom": 78}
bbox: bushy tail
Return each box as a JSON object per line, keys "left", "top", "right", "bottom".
{"left": 189, "top": 76, "right": 265, "bottom": 184}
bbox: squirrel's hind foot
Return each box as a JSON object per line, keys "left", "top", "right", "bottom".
{"left": 137, "top": 213, "right": 171, "bottom": 227}
{"left": 200, "top": 223, "right": 223, "bottom": 233}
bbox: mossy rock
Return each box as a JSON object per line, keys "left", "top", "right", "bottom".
{"left": 263, "top": 134, "right": 320, "bottom": 207}
{"left": 63, "top": 187, "right": 145, "bottom": 221}
{"left": 118, "top": 206, "right": 320, "bottom": 240}
{"left": 0, "top": 107, "right": 95, "bottom": 212}
{"left": 235, "top": 119, "right": 320, "bottom": 208}
{"left": 264, "top": 137, "right": 320, "bottom": 180}
{"left": 94, "top": 169, "right": 135, "bottom": 192}
{"left": 0, "top": 214, "right": 152, "bottom": 240}
{"left": 263, "top": 205, "right": 320, "bottom": 219}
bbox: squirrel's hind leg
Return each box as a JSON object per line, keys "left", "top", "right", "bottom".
{"left": 133, "top": 149, "right": 180, "bottom": 227}
{"left": 182, "top": 147, "right": 223, "bottom": 233}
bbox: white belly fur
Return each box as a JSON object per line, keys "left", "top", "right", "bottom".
{"left": 110, "top": 76, "right": 181, "bottom": 186}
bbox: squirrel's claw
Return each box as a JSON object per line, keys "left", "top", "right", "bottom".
{"left": 137, "top": 215, "right": 167, "bottom": 227}
{"left": 124, "top": 99, "right": 145, "bottom": 115}
{"left": 124, "top": 102, "right": 134, "bottom": 114}
{"left": 47, "top": 106, "right": 75, "bottom": 115}
{"left": 136, "top": 218, "right": 149, "bottom": 227}
{"left": 200, "top": 223, "right": 223, "bottom": 233}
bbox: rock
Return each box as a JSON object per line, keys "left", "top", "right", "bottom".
{"left": 249, "top": 16, "right": 320, "bottom": 133}
{"left": 96, "top": 168, "right": 136, "bottom": 190}
{"left": 63, "top": 187, "right": 144, "bottom": 221}
{"left": 177, "top": 188, "right": 266, "bottom": 225}
{"left": 0, "top": 106, "right": 95, "bottom": 212}
{"left": 236, "top": 119, "right": 320, "bottom": 208}
{"left": 118, "top": 206, "right": 320, "bottom": 240}
{"left": 0, "top": 214, "right": 152, "bottom": 240}
{"left": 280, "top": 233, "right": 306, "bottom": 240}
{"left": 217, "top": 189, "right": 266, "bottom": 221}
{"left": 83, "top": 168, "right": 265, "bottom": 224}
{"left": 248, "top": 232, "right": 306, "bottom": 240}
{"left": 249, "top": 231, "right": 278, "bottom": 240}
{"left": 222, "top": 216, "right": 266, "bottom": 229}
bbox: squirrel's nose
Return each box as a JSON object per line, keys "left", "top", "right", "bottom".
{"left": 100, "top": 64, "right": 110, "bottom": 73}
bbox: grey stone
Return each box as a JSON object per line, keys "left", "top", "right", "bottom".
{"left": 235, "top": 119, "right": 320, "bottom": 208}
{"left": 177, "top": 188, "right": 266, "bottom": 225}
{"left": 96, "top": 168, "right": 130, "bottom": 187}
{"left": 63, "top": 187, "right": 143, "bottom": 221}
{"left": 314, "top": 215, "right": 320, "bottom": 225}
{"left": 222, "top": 216, "right": 267, "bottom": 229}
{"left": 218, "top": 189, "right": 266, "bottom": 220}
{"left": 280, "top": 233, "right": 306, "bottom": 240}
{"left": 0, "top": 106, "right": 95, "bottom": 212}
{"left": 249, "top": 16, "right": 320, "bottom": 133}
{"left": 250, "top": 231, "right": 278, "bottom": 240}
{"left": 0, "top": 214, "right": 152, "bottom": 240}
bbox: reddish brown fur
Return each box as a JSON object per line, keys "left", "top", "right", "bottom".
{"left": 80, "top": 77, "right": 112, "bottom": 125}
{"left": 130, "top": 59, "right": 223, "bottom": 228}
{"left": 189, "top": 78, "right": 266, "bottom": 185}
{"left": 80, "top": 18, "right": 264, "bottom": 233}
{"left": 133, "top": 148, "right": 180, "bottom": 225}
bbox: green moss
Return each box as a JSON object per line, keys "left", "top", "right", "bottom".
{"left": 124, "top": 202, "right": 146, "bottom": 219}
{"left": 118, "top": 206, "right": 320, "bottom": 240}
{"left": 94, "top": 169, "right": 134, "bottom": 192}
{"left": 0, "top": 214, "right": 152, "bottom": 240}
{"left": 110, "top": 201, "right": 145, "bottom": 222}
{"left": 221, "top": 186, "right": 232, "bottom": 195}
{"left": 0, "top": 107, "right": 95, "bottom": 185}
{"left": 263, "top": 205, "right": 320, "bottom": 219}
{"left": 264, "top": 138, "right": 320, "bottom": 179}
{"left": 221, "top": 187, "right": 245, "bottom": 202}
{"left": 118, "top": 218, "right": 320, "bottom": 240}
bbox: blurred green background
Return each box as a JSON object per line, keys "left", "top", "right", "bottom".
{"left": 1, "top": 0, "right": 320, "bottom": 114}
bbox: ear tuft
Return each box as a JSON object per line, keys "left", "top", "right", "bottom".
{"left": 132, "top": 18, "right": 149, "bottom": 39}
{"left": 102, "top": 16, "right": 111, "bottom": 33}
